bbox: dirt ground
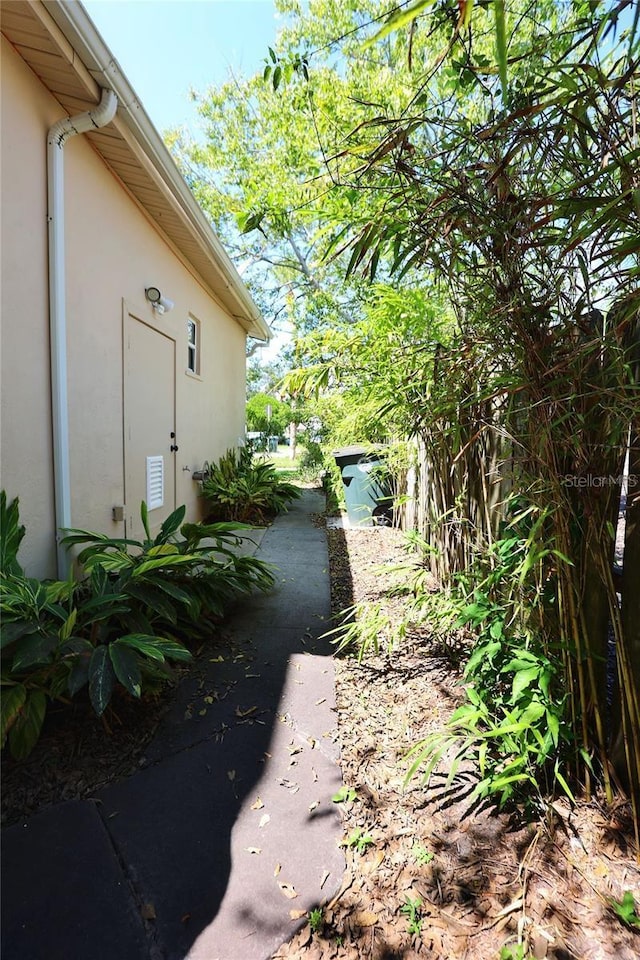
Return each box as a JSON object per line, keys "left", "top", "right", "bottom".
{"left": 273, "top": 523, "right": 640, "bottom": 960}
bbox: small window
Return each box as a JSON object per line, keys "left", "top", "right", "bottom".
{"left": 187, "top": 317, "right": 200, "bottom": 374}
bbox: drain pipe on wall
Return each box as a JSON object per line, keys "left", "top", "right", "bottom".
{"left": 47, "top": 88, "right": 118, "bottom": 579}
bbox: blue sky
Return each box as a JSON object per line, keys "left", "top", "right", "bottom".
{"left": 83, "top": 0, "right": 281, "bottom": 135}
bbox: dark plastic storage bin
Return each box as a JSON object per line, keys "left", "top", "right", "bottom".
{"left": 332, "top": 445, "right": 393, "bottom": 527}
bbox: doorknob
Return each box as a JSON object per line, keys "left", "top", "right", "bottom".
{"left": 170, "top": 444, "right": 179, "bottom": 452}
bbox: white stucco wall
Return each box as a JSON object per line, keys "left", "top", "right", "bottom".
{"left": 0, "top": 37, "right": 247, "bottom": 577}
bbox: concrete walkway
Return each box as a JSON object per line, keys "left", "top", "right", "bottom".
{"left": 1, "top": 490, "right": 344, "bottom": 960}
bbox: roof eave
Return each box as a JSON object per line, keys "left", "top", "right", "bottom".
{"left": 42, "top": 0, "right": 270, "bottom": 342}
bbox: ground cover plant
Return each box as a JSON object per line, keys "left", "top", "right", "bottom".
{"left": 201, "top": 444, "right": 301, "bottom": 523}
{"left": 0, "top": 493, "right": 273, "bottom": 759}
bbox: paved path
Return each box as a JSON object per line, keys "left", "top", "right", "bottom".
{"left": 1, "top": 490, "right": 344, "bottom": 960}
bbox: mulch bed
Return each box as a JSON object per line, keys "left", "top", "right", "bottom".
{"left": 274, "top": 523, "right": 640, "bottom": 960}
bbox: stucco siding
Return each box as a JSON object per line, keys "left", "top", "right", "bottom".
{"left": 1, "top": 37, "right": 59, "bottom": 577}
{"left": 1, "top": 36, "right": 247, "bottom": 577}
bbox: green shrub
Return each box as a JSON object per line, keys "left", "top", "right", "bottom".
{"left": 201, "top": 447, "right": 301, "bottom": 523}
{"left": 1, "top": 495, "right": 274, "bottom": 759}
{"left": 63, "top": 501, "right": 274, "bottom": 644}
{"left": 297, "top": 441, "right": 325, "bottom": 482}
{"left": 406, "top": 534, "right": 574, "bottom": 813}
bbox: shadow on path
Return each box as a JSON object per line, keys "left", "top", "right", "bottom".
{"left": 1, "top": 490, "right": 344, "bottom": 960}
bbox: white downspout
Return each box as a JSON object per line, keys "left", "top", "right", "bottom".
{"left": 47, "top": 88, "right": 118, "bottom": 579}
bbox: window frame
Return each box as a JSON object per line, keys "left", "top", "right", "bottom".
{"left": 186, "top": 316, "right": 200, "bottom": 376}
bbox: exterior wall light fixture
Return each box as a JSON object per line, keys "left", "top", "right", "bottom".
{"left": 145, "top": 286, "right": 174, "bottom": 314}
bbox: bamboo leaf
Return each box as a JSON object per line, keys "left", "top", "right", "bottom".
{"left": 554, "top": 764, "right": 576, "bottom": 804}
{"left": 363, "top": 0, "right": 437, "bottom": 49}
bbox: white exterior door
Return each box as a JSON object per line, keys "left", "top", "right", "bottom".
{"left": 124, "top": 313, "right": 177, "bottom": 541}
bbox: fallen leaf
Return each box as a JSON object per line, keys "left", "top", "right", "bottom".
{"left": 290, "top": 909, "right": 307, "bottom": 920}
{"left": 259, "top": 813, "right": 270, "bottom": 828}
{"left": 203, "top": 696, "right": 214, "bottom": 705}
{"left": 235, "top": 705, "right": 257, "bottom": 718}
{"left": 279, "top": 882, "right": 298, "bottom": 900}
{"left": 141, "top": 903, "right": 156, "bottom": 920}
{"left": 309, "top": 800, "right": 320, "bottom": 812}
{"left": 227, "top": 769, "right": 236, "bottom": 781}
{"left": 245, "top": 847, "right": 262, "bottom": 855}
{"left": 307, "top": 738, "right": 317, "bottom": 748}
{"left": 251, "top": 796, "right": 264, "bottom": 810}
{"left": 288, "top": 743, "right": 303, "bottom": 756}
{"left": 353, "top": 910, "right": 377, "bottom": 927}
{"left": 495, "top": 897, "right": 523, "bottom": 919}
{"left": 276, "top": 777, "right": 298, "bottom": 790}
{"left": 274, "top": 862, "right": 282, "bottom": 876}
{"left": 198, "top": 709, "right": 207, "bottom": 717}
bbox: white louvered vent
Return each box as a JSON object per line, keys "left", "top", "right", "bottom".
{"left": 146, "top": 456, "right": 164, "bottom": 510}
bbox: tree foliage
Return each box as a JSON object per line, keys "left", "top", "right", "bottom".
{"left": 246, "top": 392, "right": 291, "bottom": 436}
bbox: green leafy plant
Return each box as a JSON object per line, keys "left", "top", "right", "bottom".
{"left": 0, "top": 491, "right": 26, "bottom": 576}
{"left": 332, "top": 785, "right": 357, "bottom": 803}
{"left": 499, "top": 943, "right": 527, "bottom": 960}
{"left": 400, "top": 896, "right": 423, "bottom": 937}
{"left": 406, "top": 533, "right": 573, "bottom": 813}
{"left": 342, "top": 828, "right": 375, "bottom": 853}
{"left": 411, "top": 843, "right": 434, "bottom": 866}
{"left": 1, "top": 495, "right": 274, "bottom": 759}
{"left": 607, "top": 890, "right": 640, "bottom": 929}
{"left": 326, "top": 600, "right": 405, "bottom": 662}
{"left": 201, "top": 447, "right": 301, "bottom": 524}
{"left": 1, "top": 494, "right": 77, "bottom": 758}
{"left": 308, "top": 907, "right": 324, "bottom": 934}
{"left": 63, "top": 501, "right": 274, "bottom": 643}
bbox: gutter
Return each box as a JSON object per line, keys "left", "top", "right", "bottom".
{"left": 47, "top": 87, "right": 118, "bottom": 578}
{"left": 43, "top": 1, "right": 270, "bottom": 343}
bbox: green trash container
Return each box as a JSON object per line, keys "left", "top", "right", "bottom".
{"left": 333, "top": 446, "right": 393, "bottom": 527}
